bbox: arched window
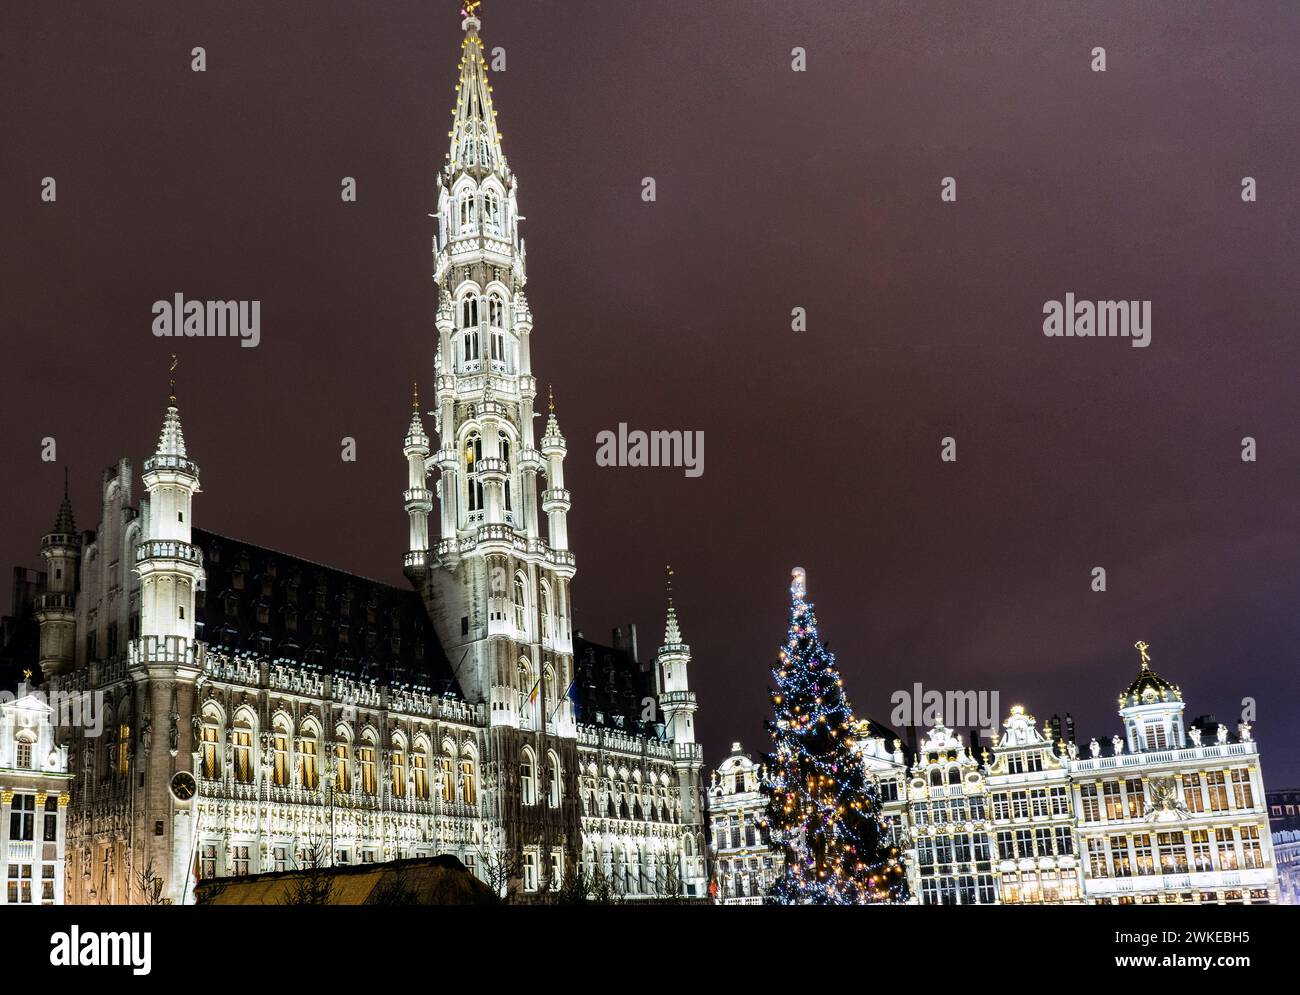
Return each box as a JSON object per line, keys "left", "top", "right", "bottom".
{"left": 547, "top": 751, "right": 562, "bottom": 808}
{"left": 460, "top": 749, "right": 478, "bottom": 806}
{"left": 412, "top": 744, "right": 429, "bottom": 800}
{"left": 464, "top": 434, "right": 484, "bottom": 516}
{"left": 488, "top": 294, "right": 506, "bottom": 370}
{"left": 929, "top": 768, "right": 943, "bottom": 788}
{"left": 14, "top": 730, "right": 35, "bottom": 770}
{"left": 441, "top": 744, "right": 456, "bottom": 803}
{"left": 233, "top": 711, "right": 255, "bottom": 784}
{"left": 333, "top": 728, "right": 351, "bottom": 793}
{"left": 391, "top": 741, "right": 406, "bottom": 798}
{"left": 517, "top": 657, "right": 535, "bottom": 729}
{"left": 458, "top": 189, "right": 476, "bottom": 230}
{"left": 200, "top": 708, "right": 222, "bottom": 779}
{"left": 520, "top": 748, "right": 537, "bottom": 806}
{"left": 543, "top": 664, "right": 556, "bottom": 716}
{"left": 948, "top": 766, "right": 961, "bottom": 786}
{"left": 540, "top": 582, "right": 553, "bottom": 641}
{"left": 460, "top": 297, "right": 480, "bottom": 371}
{"left": 358, "top": 733, "right": 377, "bottom": 795}
{"left": 272, "top": 717, "right": 291, "bottom": 787}
{"left": 299, "top": 724, "right": 319, "bottom": 790}
{"left": 483, "top": 190, "right": 501, "bottom": 234}
{"left": 513, "top": 573, "right": 528, "bottom": 632}
{"left": 500, "top": 433, "right": 513, "bottom": 513}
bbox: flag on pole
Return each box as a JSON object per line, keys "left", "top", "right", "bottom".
{"left": 550, "top": 679, "right": 575, "bottom": 720}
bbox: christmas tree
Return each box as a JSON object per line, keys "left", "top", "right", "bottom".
{"left": 761, "top": 567, "right": 906, "bottom": 904}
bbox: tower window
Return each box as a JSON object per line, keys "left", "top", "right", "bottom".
{"left": 178, "top": 606, "right": 185, "bottom": 620}
{"left": 177, "top": 511, "right": 184, "bottom": 522}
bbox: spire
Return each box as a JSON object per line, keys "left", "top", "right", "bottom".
{"left": 663, "top": 565, "right": 683, "bottom": 646}
{"left": 541, "top": 384, "right": 564, "bottom": 444}
{"left": 406, "top": 382, "right": 429, "bottom": 447}
{"left": 154, "top": 353, "right": 189, "bottom": 459}
{"left": 155, "top": 403, "right": 189, "bottom": 458}
{"left": 448, "top": 1, "right": 506, "bottom": 173}
{"left": 51, "top": 468, "right": 76, "bottom": 535}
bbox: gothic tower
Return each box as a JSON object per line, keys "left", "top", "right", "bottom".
{"left": 130, "top": 387, "right": 206, "bottom": 903}
{"left": 404, "top": 4, "right": 580, "bottom": 875}
{"left": 36, "top": 474, "right": 80, "bottom": 679}
{"left": 655, "top": 568, "right": 707, "bottom": 891}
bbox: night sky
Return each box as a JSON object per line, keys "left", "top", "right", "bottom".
{"left": 3, "top": 1, "right": 1298, "bottom": 784}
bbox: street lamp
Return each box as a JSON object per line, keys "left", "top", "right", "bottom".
{"left": 324, "top": 769, "right": 336, "bottom": 867}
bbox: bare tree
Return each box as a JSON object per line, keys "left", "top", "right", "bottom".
{"left": 280, "top": 840, "right": 335, "bottom": 906}
{"left": 477, "top": 843, "right": 524, "bottom": 903}
{"left": 133, "top": 859, "right": 172, "bottom": 906}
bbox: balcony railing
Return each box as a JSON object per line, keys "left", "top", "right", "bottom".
{"left": 135, "top": 540, "right": 201, "bottom": 564}
{"left": 143, "top": 454, "right": 200, "bottom": 477}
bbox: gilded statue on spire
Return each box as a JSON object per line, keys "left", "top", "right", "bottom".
{"left": 169, "top": 353, "right": 179, "bottom": 404}
{"left": 1135, "top": 640, "right": 1151, "bottom": 669}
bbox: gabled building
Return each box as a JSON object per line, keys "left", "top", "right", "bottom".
{"left": 984, "top": 706, "right": 1081, "bottom": 903}
{"left": 0, "top": 685, "right": 72, "bottom": 904}
{"left": 706, "top": 743, "right": 781, "bottom": 904}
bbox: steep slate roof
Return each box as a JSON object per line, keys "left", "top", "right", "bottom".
{"left": 192, "top": 528, "right": 457, "bottom": 696}
{"left": 572, "top": 635, "right": 664, "bottom": 739}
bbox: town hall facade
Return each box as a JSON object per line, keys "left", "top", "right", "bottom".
{"left": 31, "top": 7, "right": 707, "bottom": 905}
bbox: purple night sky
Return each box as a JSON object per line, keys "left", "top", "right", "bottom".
{"left": 2, "top": 1, "right": 1298, "bottom": 783}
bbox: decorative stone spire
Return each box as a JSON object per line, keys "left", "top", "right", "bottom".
{"left": 155, "top": 405, "right": 188, "bottom": 459}
{"left": 407, "top": 382, "right": 429, "bottom": 445}
{"left": 448, "top": 1, "right": 506, "bottom": 174}
{"left": 663, "top": 564, "right": 684, "bottom": 647}
{"left": 51, "top": 468, "right": 76, "bottom": 535}
{"left": 155, "top": 356, "right": 189, "bottom": 460}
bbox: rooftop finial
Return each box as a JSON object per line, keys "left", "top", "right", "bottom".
{"left": 1135, "top": 639, "right": 1151, "bottom": 670}
{"left": 412, "top": 381, "right": 420, "bottom": 410}
{"left": 548, "top": 383, "right": 555, "bottom": 414}
{"left": 63, "top": 466, "right": 69, "bottom": 500}
{"left": 666, "top": 564, "right": 674, "bottom": 607}
{"left": 461, "top": 0, "right": 481, "bottom": 21}
{"left": 168, "top": 353, "right": 178, "bottom": 404}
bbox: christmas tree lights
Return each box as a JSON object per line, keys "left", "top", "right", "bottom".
{"left": 761, "top": 567, "right": 907, "bottom": 904}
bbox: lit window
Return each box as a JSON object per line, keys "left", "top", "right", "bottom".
{"left": 358, "top": 745, "right": 376, "bottom": 795}
{"left": 441, "top": 753, "right": 456, "bottom": 803}
{"left": 334, "top": 743, "right": 351, "bottom": 793}
{"left": 392, "top": 751, "right": 406, "bottom": 797}
{"left": 201, "top": 722, "right": 220, "bottom": 778}
{"left": 413, "top": 751, "right": 428, "bottom": 800}
{"left": 460, "top": 758, "right": 477, "bottom": 806}
{"left": 233, "top": 725, "right": 253, "bottom": 784}
{"left": 272, "top": 729, "right": 290, "bottom": 787}
{"left": 300, "top": 736, "right": 319, "bottom": 789}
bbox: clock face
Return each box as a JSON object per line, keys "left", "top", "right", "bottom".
{"left": 170, "top": 770, "right": 198, "bottom": 801}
